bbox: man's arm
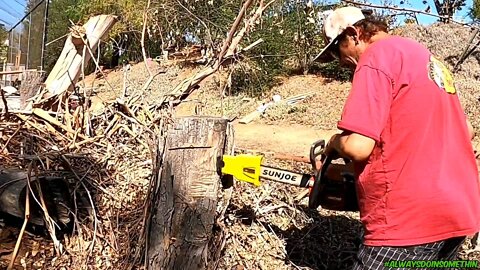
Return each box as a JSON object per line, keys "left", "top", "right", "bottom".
{"left": 327, "top": 118, "right": 474, "bottom": 162}
{"left": 326, "top": 131, "right": 376, "bottom": 162}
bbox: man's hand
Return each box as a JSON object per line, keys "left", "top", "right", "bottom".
{"left": 325, "top": 134, "right": 341, "bottom": 159}
{"left": 325, "top": 131, "right": 376, "bottom": 162}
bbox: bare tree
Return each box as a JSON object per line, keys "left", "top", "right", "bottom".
{"left": 433, "top": 0, "right": 466, "bottom": 22}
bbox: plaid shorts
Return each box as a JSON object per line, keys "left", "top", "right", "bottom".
{"left": 352, "top": 234, "right": 466, "bottom": 270}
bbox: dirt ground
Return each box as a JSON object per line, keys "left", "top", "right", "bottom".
{"left": 231, "top": 122, "right": 338, "bottom": 157}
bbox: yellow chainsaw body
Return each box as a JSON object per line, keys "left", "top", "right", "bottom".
{"left": 221, "top": 154, "right": 263, "bottom": 186}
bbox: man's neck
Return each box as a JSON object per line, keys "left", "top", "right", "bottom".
{"left": 368, "top": 32, "right": 391, "bottom": 44}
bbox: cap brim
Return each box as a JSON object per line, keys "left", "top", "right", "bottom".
{"left": 312, "top": 36, "right": 339, "bottom": 64}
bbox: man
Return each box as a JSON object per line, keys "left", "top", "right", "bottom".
{"left": 313, "top": 6, "right": 480, "bottom": 269}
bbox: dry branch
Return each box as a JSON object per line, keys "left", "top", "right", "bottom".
{"left": 8, "top": 178, "right": 29, "bottom": 270}
{"left": 142, "top": 0, "right": 153, "bottom": 78}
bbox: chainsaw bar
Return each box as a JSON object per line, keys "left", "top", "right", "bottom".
{"left": 259, "top": 166, "right": 313, "bottom": 187}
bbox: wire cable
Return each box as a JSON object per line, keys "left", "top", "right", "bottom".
{"left": 0, "top": 18, "right": 14, "bottom": 27}
{"left": 0, "top": 0, "right": 24, "bottom": 18}
{"left": 12, "top": 0, "right": 26, "bottom": 8}
{"left": 0, "top": 7, "right": 21, "bottom": 21}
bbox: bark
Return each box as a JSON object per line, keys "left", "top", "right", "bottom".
{"left": 147, "top": 116, "right": 234, "bottom": 270}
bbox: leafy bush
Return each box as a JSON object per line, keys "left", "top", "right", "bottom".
{"left": 229, "top": 59, "right": 280, "bottom": 97}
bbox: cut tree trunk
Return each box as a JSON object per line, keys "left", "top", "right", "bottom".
{"left": 39, "top": 15, "right": 117, "bottom": 102}
{"left": 147, "top": 116, "right": 234, "bottom": 270}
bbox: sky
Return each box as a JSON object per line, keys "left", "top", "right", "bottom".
{"left": 0, "top": 0, "right": 29, "bottom": 30}
{"left": 0, "top": 0, "right": 476, "bottom": 30}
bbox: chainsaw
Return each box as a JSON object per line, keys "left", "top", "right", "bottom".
{"left": 218, "top": 139, "right": 359, "bottom": 212}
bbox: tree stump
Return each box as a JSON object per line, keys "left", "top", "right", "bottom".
{"left": 147, "top": 116, "right": 234, "bottom": 270}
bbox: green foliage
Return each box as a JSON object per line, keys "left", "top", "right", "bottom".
{"left": 246, "top": 1, "right": 334, "bottom": 76}
{"left": 40, "top": 0, "right": 358, "bottom": 94}
{"left": 44, "top": 0, "right": 83, "bottom": 72}
{"left": 469, "top": 0, "right": 480, "bottom": 21}
{"left": 310, "top": 60, "right": 353, "bottom": 82}
{"left": 229, "top": 59, "right": 279, "bottom": 97}
{"left": 0, "top": 25, "right": 7, "bottom": 65}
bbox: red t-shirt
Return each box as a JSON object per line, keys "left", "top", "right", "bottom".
{"left": 337, "top": 35, "right": 480, "bottom": 246}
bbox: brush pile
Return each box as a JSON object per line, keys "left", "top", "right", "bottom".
{"left": 0, "top": 89, "right": 170, "bottom": 269}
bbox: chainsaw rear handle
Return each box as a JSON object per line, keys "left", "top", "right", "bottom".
{"left": 309, "top": 139, "right": 326, "bottom": 172}
{"left": 308, "top": 150, "right": 335, "bottom": 209}
{"left": 307, "top": 138, "right": 352, "bottom": 209}
{"left": 308, "top": 139, "right": 329, "bottom": 210}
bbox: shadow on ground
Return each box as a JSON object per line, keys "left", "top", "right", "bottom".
{"left": 267, "top": 205, "right": 362, "bottom": 270}
{"left": 231, "top": 203, "right": 363, "bottom": 270}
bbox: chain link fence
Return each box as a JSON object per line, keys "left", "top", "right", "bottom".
{"left": 3, "top": 0, "right": 47, "bottom": 86}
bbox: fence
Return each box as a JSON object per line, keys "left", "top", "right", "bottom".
{"left": 3, "top": 0, "right": 48, "bottom": 85}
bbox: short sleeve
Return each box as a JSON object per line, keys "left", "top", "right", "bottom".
{"left": 337, "top": 66, "right": 394, "bottom": 142}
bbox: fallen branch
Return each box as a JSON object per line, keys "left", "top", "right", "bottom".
{"left": 1, "top": 89, "right": 9, "bottom": 115}
{"left": 141, "top": 0, "right": 153, "bottom": 77}
{"left": 453, "top": 29, "right": 480, "bottom": 72}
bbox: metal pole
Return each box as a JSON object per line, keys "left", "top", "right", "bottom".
{"left": 8, "top": 31, "right": 12, "bottom": 64}
{"left": 40, "top": 0, "right": 50, "bottom": 71}
{"left": 26, "top": 14, "right": 31, "bottom": 69}
{"left": 17, "top": 31, "right": 20, "bottom": 68}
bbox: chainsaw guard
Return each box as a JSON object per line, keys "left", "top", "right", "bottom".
{"left": 308, "top": 154, "right": 332, "bottom": 209}
{"left": 308, "top": 154, "right": 359, "bottom": 212}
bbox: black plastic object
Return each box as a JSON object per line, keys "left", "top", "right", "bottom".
{"left": 308, "top": 139, "right": 326, "bottom": 209}
{"left": 308, "top": 152, "right": 333, "bottom": 209}
{"left": 309, "top": 139, "right": 325, "bottom": 172}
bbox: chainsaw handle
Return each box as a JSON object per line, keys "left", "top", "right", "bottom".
{"left": 309, "top": 139, "right": 326, "bottom": 172}
{"left": 308, "top": 150, "right": 334, "bottom": 209}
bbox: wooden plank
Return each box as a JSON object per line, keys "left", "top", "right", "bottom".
{"left": 238, "top": 102, "right": 274, "bottom": 124}
{"left": 0, "top": 69, "right": 37, "bottom": 76}
{"left": 238, "top": 110, "right": 262, "bottom": 124}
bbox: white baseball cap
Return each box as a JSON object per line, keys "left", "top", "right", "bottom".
{"left": 313, "top": 6, "right": 367, "bottom": 63}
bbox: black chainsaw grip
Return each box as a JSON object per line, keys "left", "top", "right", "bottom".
{"left": 309, "top": 139, "right": 325, "bottom": 173}
{"left": 308, "top": 153, "right": 334, "bottom": 209}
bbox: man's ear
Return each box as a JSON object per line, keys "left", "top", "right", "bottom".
{"left": 343, "top": 26, "right": 359, "bottom": 39}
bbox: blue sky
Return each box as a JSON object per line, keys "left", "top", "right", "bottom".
{"left": 0, "top": 0, "right": 476, "bottom": 29}
{"left": 0, "top": 0, "right": 28, "bottom": 29}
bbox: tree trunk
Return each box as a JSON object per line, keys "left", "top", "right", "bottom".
{"left": 147, "top": 116, "right": 234, "bottom": 270}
